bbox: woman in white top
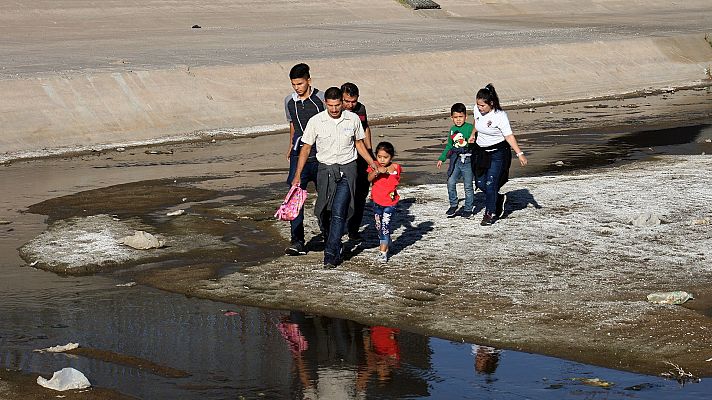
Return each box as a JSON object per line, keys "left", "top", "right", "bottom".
{"left": 470, "top": 84, "right": 528, "bottom": 225}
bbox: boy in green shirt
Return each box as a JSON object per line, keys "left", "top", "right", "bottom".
{"left": 436, "top": 103, "right": 475, "bottom": 218}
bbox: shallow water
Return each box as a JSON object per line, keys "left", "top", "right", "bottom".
{"left": 1, "top": 117, "right": 711, "bottom": 397}
{"left": 2, "top": 283, "right": 712, "bottom": 399}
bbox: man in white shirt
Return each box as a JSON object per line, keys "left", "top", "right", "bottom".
{"left": 291, "top": 87, "right": 377, "bottom": 268}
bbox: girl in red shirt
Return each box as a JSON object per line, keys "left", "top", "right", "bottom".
{"left": 367, "top": 142, "right": 402, "bottom": 263}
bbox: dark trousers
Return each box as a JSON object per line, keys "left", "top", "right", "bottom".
{"left": 347, "top": 156, "right": 370, "bottom": 236}
{"left": 287, "top": 154, "right": 318, "bottom": 245}
{"left": 322, "top": 178, "right": 351, "bottom": 265}
{"left": 475, "top": 147, "right": 507, "bottom": 215}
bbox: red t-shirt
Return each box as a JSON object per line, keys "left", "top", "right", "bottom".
{"left": 367, "top": 163, "right": 402, "bottom": 206}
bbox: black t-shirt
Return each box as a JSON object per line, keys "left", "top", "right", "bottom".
{"left": 284, "top": 88, "right": 325, "bottom": 157}
{"left": 351, "top": 102, "right": 369, "bottom": 129}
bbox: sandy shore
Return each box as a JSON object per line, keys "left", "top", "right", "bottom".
{"left": 140, "top": 154, "right": 712, "bottom": 377}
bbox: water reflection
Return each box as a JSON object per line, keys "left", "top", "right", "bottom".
{"left": 277, "top": 312, "right": 429, "bottom": 399}
{"left": 472, "top": 345, "right": 500, "bottom": 383}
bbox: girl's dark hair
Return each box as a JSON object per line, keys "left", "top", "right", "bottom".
{"left": 476, "top": 83, "right": 502, "bottom": 111}
{"left": 375, "top": 141, "right": 395, "bottom": 157}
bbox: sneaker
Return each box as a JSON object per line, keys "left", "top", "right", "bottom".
{"left": 445, "top": 206, "right": 458, "bottom": 217}
{"left": 323, "top": 262, "right": 337, "bottom": 269}
{"left": 480, "top": 213, "right": 495, "bottom": 226}
{"left": 460, "top": 207, "right": 473, "bottom": 219}
{"left": 377, "top": 251, "right": 388, "bottom": 263}
{"left": 285, "top": 241, "right": 307, "bottom": 256}
{"left": 496, "top": 193, "right": 506, "bottom": 218}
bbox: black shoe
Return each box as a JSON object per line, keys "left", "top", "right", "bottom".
{"left": 496, "top": 193, "right": 506, "bottom": 218}
{"left": 285, "top": 242, "right": 307, "bottom": 256}
{"left": 480, "top": 213, "right": 495, "bottom": 226}
{"left": 323, "top": 262, "right": 337, "bottom": 269}
{"left": 348, "top": 231, "right": 362, "bottom": 242}
{"left": 445, "top": 206, "right": 458, "bottom": 217}
{"left": 461, "top": 207, "right": 473, "bottom": 218}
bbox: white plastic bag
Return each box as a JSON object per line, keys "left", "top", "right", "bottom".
{"left": 36, "top": 367, "right": 91, "bottom": 391}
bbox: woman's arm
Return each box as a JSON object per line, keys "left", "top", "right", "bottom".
{"left": 504, "top": 135, "right": 528, "bottom": 166}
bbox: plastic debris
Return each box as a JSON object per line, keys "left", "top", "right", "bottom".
{"left": 554, "top": 161, "right": 565, "bottom": 166}
{"left": 166, "top": 209, "right": 185, "bottom": 216}
{"left": 0, "top": 220, "right": 11, "bottom": 225}
{"left": 646, "top": 291, "right": 694, "bottom": 305}
{"left": 36, "top": 368, "right": 91, "bottom": 391}
{"left": 224, "top": 311, "right": 239, "bottom": 316}
{"left": 660, "top": 361, "right": 700, "bottom": 384}
{"left": 34, "top": 343, "right": 79, "bottom": 353}
{"left": 572, "top": 377, "right": 614, "bottom": 388}
{"left": 115, "top": 282, "right": 137, "bottom": 287}
{"left": 119, "top": 231, "right": 165, "bottom": 249}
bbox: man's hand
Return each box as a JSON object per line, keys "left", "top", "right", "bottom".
{"left": 291, "top": 176, "right": 301, "bottom": 187}
{"left": 436, "top": 160, "right": 443, "bottom": 169}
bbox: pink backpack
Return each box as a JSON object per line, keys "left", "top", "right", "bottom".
{"left": 274, "top": 185, "right": 308, "bottom": 221}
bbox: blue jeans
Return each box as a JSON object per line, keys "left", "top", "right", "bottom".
{"left": 321, "top": 178, "right": 351, "bottom": 264}
{"left": 373, "top": 203, "right": 395, "bottom": 247}
{"left": 447, "top": 157, "right": 474, "bottom": 210}
{"left": 475, "top": 147, "right": 507, "bottom": 215}
{"left": 287, "top": 154, "right": 318, "bottom": 245}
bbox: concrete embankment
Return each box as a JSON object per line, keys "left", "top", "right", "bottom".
{"left": 0, "top": 0, "right": 710, "bottom": 161}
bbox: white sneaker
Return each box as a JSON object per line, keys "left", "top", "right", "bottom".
{"left": 377, "top": 251, "right": 388, "bottom": 263}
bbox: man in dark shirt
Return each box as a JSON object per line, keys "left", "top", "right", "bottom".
{"left": 284, "top": 63, "right": 325, "bottom": 255}
{"left": 341, "top": 82, "right": 373, "bottom": 241}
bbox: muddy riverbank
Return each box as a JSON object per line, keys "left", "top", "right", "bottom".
{"left": 4, "top": 88, "right": 710, "bottom": 391}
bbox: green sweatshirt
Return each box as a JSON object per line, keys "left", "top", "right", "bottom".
{"left": 438, "top": 122, "right": 474, "bottom": 162}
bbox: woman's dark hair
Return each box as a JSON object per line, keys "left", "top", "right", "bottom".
{"left": 324, "top": 86, "right": 343, "bottom": 101}
{"left": 289, "top": 63, "right": 310, "bottom": 80}
{"left": 476, "top": 83, "right": 502, "bottom": 111}
{"left": 375, "top": 141, "right": 395, "bottom": 157}
{"left": 450, "top": 102, "right": 466, "bottom": 115}
{"left": 341, "top": 82, "right": 359, "bottom": 97}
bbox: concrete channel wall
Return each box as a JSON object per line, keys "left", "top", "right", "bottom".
{"left": 1, "top": 1, "right": 711, "bottom": 161}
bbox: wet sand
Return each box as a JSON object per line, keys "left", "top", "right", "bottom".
{"left": 2, "top": 87, "right": 711, "bottom": 391}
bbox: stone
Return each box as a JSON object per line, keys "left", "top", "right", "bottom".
{"left": 628, "top": 213, "right": 662, "bottom": 226}
{"left": 119, "top": 231, "right": 165, "bottom": 249}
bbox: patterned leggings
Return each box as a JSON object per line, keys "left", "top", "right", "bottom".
{"left": 373, "top": 203, "right": 396, "bottom": 247}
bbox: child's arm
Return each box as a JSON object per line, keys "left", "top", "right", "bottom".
{"left": 437, "top": 132, "right": 453, "bottom": 166}
{"left": 367, "top": 166, "right": 379, "bottom": 182}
